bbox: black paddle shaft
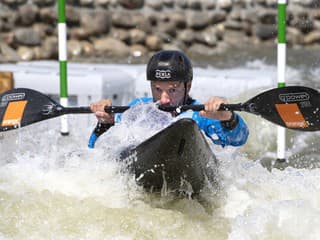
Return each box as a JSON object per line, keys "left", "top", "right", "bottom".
{"left": 103, "top": 103, "right": 245, "bottom": 113}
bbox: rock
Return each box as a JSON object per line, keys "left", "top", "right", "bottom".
{"left": 195, "top": 29, "right": 218, "bottom": 47}
{"left": 0, "top": 9, "right": 18, "bottom": 32}
{"left": 217, "top": 0, "right": 232, "bottom": 11}
{"left": 240, "top": 8, "right": 258, "bottom": 23}
{"left": 187, "top": 43, "right": 219, "bottom": 57}
{"left": 145, "top": 0, "right": 162, "bottom": 10}
{"left": 17, "top": 46, "right": 35, "bottom": 61}
{"left": 93, "top": 37, "right": 130, "bottom": 57}
{"left": 265, "top": 0, "right": 277, "bottom": 7}
{"left": 0, "top": 43, "right": 20, "bottom": 62}
{"left": 162, "top": 41, "right": 185, "bottom": 51}
{"left": 32, "top": 47, "right": 42, "bottom": 60}
{"left": 170, "top": 12, "right": 187, "bottom": 29}
{"left": 287, "top": 26, "right": 304, "bottom": 45}
{"left": 39, "top": 7, "right": 57, "bottom": 23}
{"left": 95, "top": 0, "right": 111, "bottom": 7}
{"left": 32, "top": 0, "right": 55, "bottom": 7}
{"left": 118, "top": 0, "right": 144, "bottom": 9}
{"left": 129, "top": 29, "right": 146, "bottom": 44}
{"left": 291, "top": 0, "right": 315, "bottom": 7}
{"left": 81, "top": 41, "right": 95, "bottom": 55}
{"left": 2, "top": 0, "right": 27, "bottom": 7}
{"left": 176, "top": 0, "right": 188, "bottom": 9}
{"left": 155, "top": 32, "right": 174, "bottom": 43}
{"left": 41, "top": 36, "right": 58, "bottom": 59}
{"left": 257, "top": 9, "right": 277, "bottom": 24}
{"left": 163, "top": 0, "right": 175, "bottom": 8}
{"left": 223, "top": 29, "right": 249, "bottom": 46}
{"left": 110, "top": 28, "right": 131, "bottom": 43}
{"left": 70, "top": 27, "right": 93, "bottom": 40}
{"left": 1, "top": 32, "right": 15, "bottom": 46}
{"left": 311, "top": 9, "right": 320, "bottom": 20}
{"left": 130, "top": 44, "right": 148, "bottom": 57}
{"left": 145, "top": 35, "right": 163, "bottom": 50}
{"left": 297, "top": 19, "right": 314, "bottom": 34}
{"left": 79, "top": 0, "right": 94, "bottom": 7}
{"left": 304, "top": 31, "right": 320, "bottom": 44}
{"left": 314, "top": 20, "right": 320, "bottom": 30}
{"left": 80, "top": 10, "right": 111, "bottom": 35}
{"left": 253, "top": 24, "right": 277, "bottom": 40}
{"left": 242, "top": 21, "right": 253, "bottom": 36}
{"left": 188, "top": 0, "right": 202, "bottom": 10}
{"left": 229, "top": 7, "right": 242, "bottom": 21}
{"left": 288, "top": 6, "right": 314, "bottom": 33}
{"left": 112, "top": 11, "right": 143, "bottom": 28}
{"left": 187, "top": 11, "right": 211, "bottom": 30}
{"left": 14, "top": 28, "right": 41, "bottom": 46}
{"left": 18, "top": 3, "right": 39, "bottom": 26}
{"left": 203, "top": 0, "right": 216, "bottom": 9}
{"left": 68, "top": 40, "right": 83, "bottom": 57}
{"left": 66, "top": 0, "right": 79, "bottom": 4}
{"left": 177, "top": 29, "right": 195, "bottom": 45}
{"left": 157, "top": 21, "right": 177, "bottom": 37}
{"left": 224, "top": 20, "right": 243, "bottom": 31}
{"left": 211, "top": 9, "right": 227, "bottom": 24}
{"left": 66, "top": 6, "right": 81, "bottom": 25}
{"left": 33, "top": 23, "right": 54, "bottom": 38}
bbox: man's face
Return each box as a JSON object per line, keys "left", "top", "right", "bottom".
{"left": 150, "top": 81, "right": 191, "bottom": 106}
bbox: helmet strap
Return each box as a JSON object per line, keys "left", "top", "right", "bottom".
{"left": 183, "top": 82, "right": 188, "bottom": 105}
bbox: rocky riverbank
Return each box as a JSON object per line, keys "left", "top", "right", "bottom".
{"left": 1, "top": 0, "right": 320, "bottom": 63}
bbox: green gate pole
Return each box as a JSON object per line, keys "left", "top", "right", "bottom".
{"left": 58, "top": 0, "right": 69, "bottom": 136}
{"left": 277, "top": 0, "right": 287, "bottom": 162}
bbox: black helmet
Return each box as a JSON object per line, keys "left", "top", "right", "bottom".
{"left": 146, "top": 50, "right": 193, "bottom": 83}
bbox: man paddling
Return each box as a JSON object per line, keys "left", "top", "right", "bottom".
{"left": 89, "top": 50, "right": 249, "bottom": 148}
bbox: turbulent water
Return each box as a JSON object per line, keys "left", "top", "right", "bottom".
{"left": 1, "top": 48, "right": 320, "bottom": 239}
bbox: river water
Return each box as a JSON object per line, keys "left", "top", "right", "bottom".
{"left": 0, "top": 46, "right": 320, "bottom": 239}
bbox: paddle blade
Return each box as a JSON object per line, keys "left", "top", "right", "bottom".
{"left": 243, "top": 86, "right": 320, "bottom": 131}
{"left": 0, "top": 88, "right": 63, "bottom": 131}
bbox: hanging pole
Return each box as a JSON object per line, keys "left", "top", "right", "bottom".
{"left": 277, "top": 0, "right": 287, "bottom": 162}
{"left": 58, "top": 0, "right": 69, "bottom": 136}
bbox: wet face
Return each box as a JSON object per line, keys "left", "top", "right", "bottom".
{"left": 150, "top": 81, "right": 191, "bottom": 106}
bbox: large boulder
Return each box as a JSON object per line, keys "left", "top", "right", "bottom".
{"left": 93, "top": 37, "right": 130, "bottom": 57}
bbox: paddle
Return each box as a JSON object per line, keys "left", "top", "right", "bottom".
{"left": 0, "top": 86, "right": 319, "bottom": 132}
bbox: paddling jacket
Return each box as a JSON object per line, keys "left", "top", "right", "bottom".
{"left": 116, "top": 97, "right": 249, "bottom": 147}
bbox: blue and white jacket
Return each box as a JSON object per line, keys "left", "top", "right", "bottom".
{"left": 116, "top": 97, "right": 249, "bottom": 147}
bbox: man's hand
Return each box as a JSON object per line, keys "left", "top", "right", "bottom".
{"left": 199, "top": 97, "right": 232, "bottom": 121}
{"left": 90, "top": 99, "right": 114, "bottom": 124}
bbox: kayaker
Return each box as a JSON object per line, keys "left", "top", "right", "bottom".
{"left": 89, "top": 50, "right": 249, "bottom": 148}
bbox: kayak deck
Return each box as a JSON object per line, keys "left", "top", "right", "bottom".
{"left": 120, "top": 118, "right": 218, "bottom": 195}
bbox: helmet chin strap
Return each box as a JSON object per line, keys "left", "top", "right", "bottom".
{"left": 183, "top": 82, "right": 188, "bottom": 105}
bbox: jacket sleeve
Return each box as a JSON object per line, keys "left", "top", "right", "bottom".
{"left": 189, "top": 112, "right": 249, "bottom": 147}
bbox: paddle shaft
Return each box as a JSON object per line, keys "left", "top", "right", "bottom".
{"left": 103, "top": 103, "right": 244, "bottom": 114}
{"left": 56, "top": 104, "right": 243, "bottom": 115}
{"left": 60, "top": 106, "right": 92, "bottom": 114}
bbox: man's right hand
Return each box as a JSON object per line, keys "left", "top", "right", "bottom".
{"left": 90, "top": 99, "right": 114, "bottom": 124}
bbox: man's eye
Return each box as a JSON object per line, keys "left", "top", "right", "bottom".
{"left": 168, "top": 89, "right": 176, "bottom": 94}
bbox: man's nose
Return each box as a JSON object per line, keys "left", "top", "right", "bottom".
{"left": 160, "top": 91, "right": 170, "bottom": 104}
